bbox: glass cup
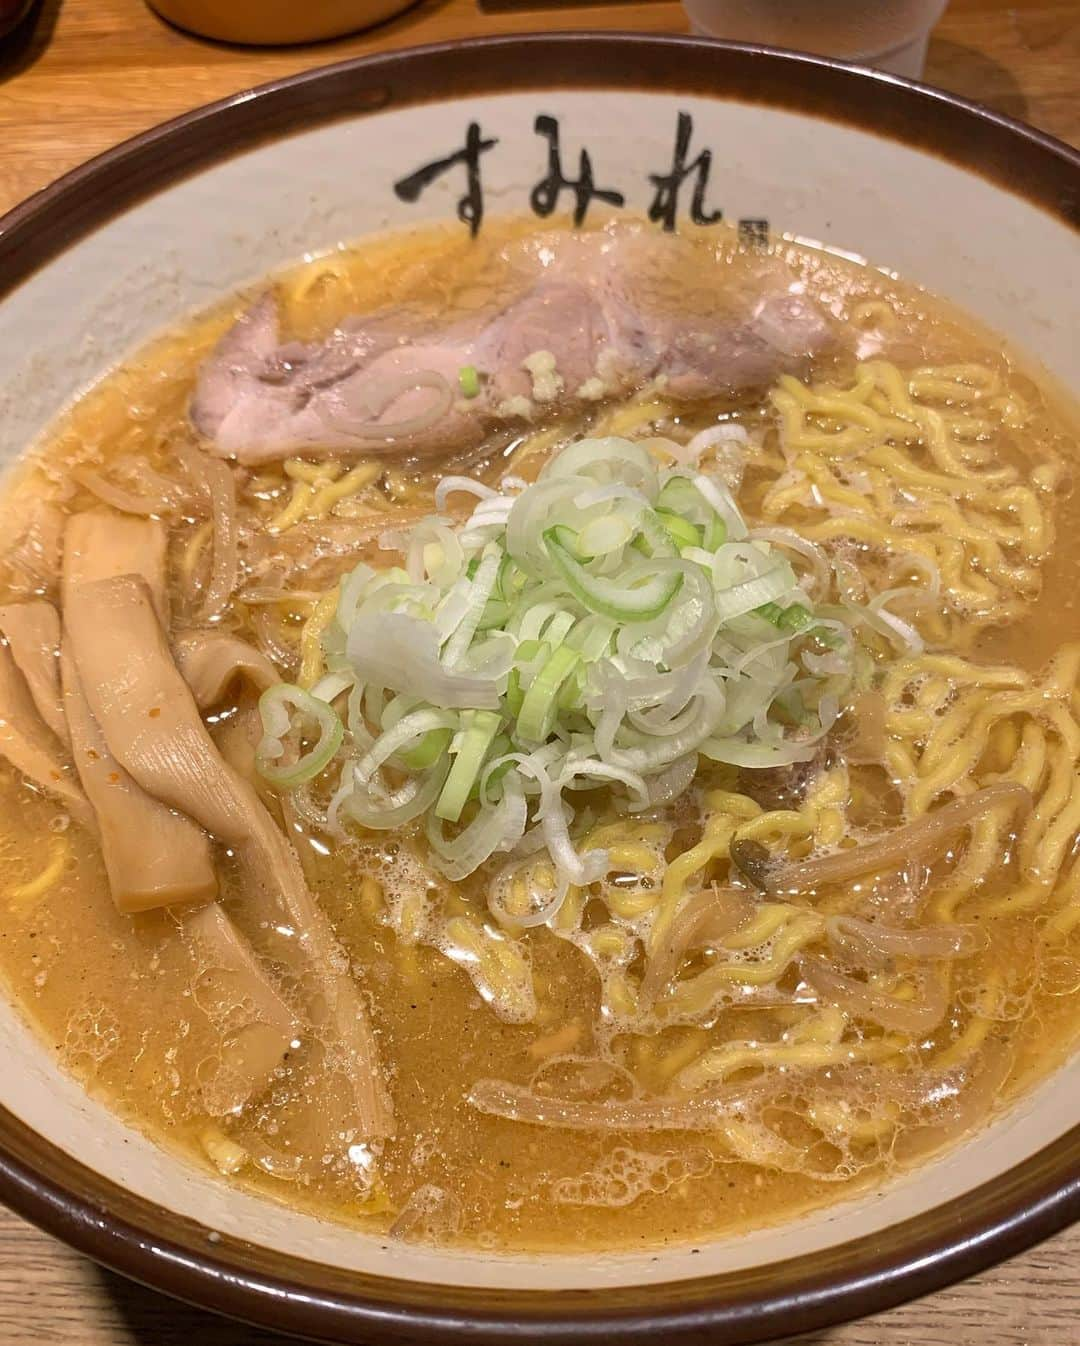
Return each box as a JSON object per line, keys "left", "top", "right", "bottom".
{"left": 681, "top": 0, "right": 950, "bottom": 79}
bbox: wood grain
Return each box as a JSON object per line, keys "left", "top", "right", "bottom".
{"left": 0, "top": 0, "right": 1077, "bottom": 1342}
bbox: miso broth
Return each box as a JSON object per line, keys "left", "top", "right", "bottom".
{"left": 0, "top": 217, "right": 1077, "bottom": 1252}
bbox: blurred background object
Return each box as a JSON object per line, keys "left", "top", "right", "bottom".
{"left": 147, "top": 0, "right": 420, "bottom": 45}
{"left": 682, "top": 0, "right": 950, "bottom": 77}
{"left": 0, "top": 0, "right": 37, "bottom": 39}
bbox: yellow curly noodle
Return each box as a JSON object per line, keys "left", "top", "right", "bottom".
{"left": 880, "top": 645, "right": 1080, "bottom": 923}
{"left": 764, "top": 361, "right": 1061, "bottom": 641}
{"left": 298, "top": 586, "right": 341, "bottom": 689}
{"left": 268, "top": 459, "right": 382, "bottom": 534}
{"left": 594, "top": 396, "right": 678, "bottom": 440}
{"left": 502, "top": 423, "right": 576, "bottom": 483}
{"left": 442, "top": 915, "right": 537, "bottom": 1024}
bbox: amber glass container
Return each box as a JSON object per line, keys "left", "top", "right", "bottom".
{"left": 147, "top": 0, "right": 417, "bottom": 45}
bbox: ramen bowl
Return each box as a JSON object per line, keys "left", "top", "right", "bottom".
{"left": 0, "top": 34, "right": 1076, "bottom": 1344}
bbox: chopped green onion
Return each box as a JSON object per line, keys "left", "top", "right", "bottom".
{"left": 470, "top": 733, "right": 513, "bottom": 802}
{"left": 496, "top": 554, "right": 523, "bottom": 602}
{"left": 505, "top": 667, "right": 524, "bottom": 717}
{"left": 578, "top": 512, "right": 636, "bottom": 557}
{"left": 657, "top": 477, "right": 728, "bottom": 550}
{"left": 757, "top": 600, "right": 838, "bottom": 644}
{"left": 773, "top": 687, "right": 814, "bottom": 727}
{"left": 702, "top": 515, "right": 727, "bottom": 551}
{"left": 778, "top": 604, "right": 815, "bottom": 633}
{"left": 258, "top": 433, "right": 861, "bottom": 891}
{"left": 629, "top": 509, "right": 679, "bottom": 560}
{"left": 517, "top": 646, "right": 581, "bottom": 743}
{"left": 400, "top": 727, "right": 454, "bottom": 770}
{"left": 459, "top": 365, "right": 481, "bottom": 398}
{"left": 255, "top": 684, "right": 344, "bottom": 788}
{"left": 711, "top": 558, "right": 795, "bottom": 623}
{"left": 566, "top": 614, "right": 617, "bottom": 662}
{"left": 757, "top": 601, "right": 814, "bottom": 632}
{"left": 544, "top": 526, "right": 684, "bottom": 622}
{"left": 475, "top": 597, "right": 510, "bottom": 632}
{"left": 514, "top": 638, "right": 544, "bottom": 664}
{"left": 435, "top": 710, "right": 502, "bottom": 822}
{"left": 654, "top": 508, "right": 701, "bottom": 551}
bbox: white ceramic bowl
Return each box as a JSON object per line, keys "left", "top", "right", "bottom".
{"left": 0, "top": 34, "right": 1076, "bottom": 1344}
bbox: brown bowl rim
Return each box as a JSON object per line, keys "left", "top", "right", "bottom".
{"left": 0, "top": 31, "right": 1077, "bottom": 1345}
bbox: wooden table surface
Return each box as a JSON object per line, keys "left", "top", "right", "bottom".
{"left": 0, "top": 0, "right": 1077, "bottom": 1342}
